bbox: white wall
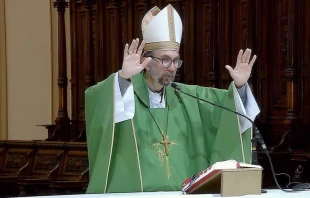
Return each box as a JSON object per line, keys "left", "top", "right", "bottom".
{"left": 0, "top": 0, "right": 71, "bottom": 140}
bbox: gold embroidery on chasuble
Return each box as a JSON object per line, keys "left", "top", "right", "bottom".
{"left": 152, "top": 134, "right": 177, "bottom": 180}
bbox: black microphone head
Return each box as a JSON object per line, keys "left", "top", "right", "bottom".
{"left": 171, "top": 83, "right": 178, "bottom": 89}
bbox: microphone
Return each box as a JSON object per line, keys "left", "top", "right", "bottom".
{"left": 171, "top": 83, "right": 267, "bottom": 156}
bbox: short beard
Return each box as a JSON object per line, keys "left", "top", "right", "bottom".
{"left": 149, "top": 65, "right": 175, "bottom": 86}
{"left": 158, "top": 75, "right": 174, "bottom": 86}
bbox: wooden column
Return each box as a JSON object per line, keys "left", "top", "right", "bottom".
{"left": 255, "top": 0, "right": 268, "bottom": 122}
{"left": 208, "top": 0, "right": 219, "bottom": 88}
{"left": 113, "top": 0, "right": 122, "bottom": 71}
{"left": 286, "top": 0, "right": 299, "bottom": 120}
{"left": 285, "top": 0, "right": 301, "bottom": 150}
{"left": 218, "top": 0, "right": 232, "bottom": 89}
{"left": 182, "top": 0, "right": 196, "bottom": 85}
{"left": 300, "top": 0, "right": 310, "bottom": 149}
{"left": 69, "top": 0, "right": 96, "bottom": 142}
{"left": 196, "top": 0, "right": 219, "bottom": 87}
{"left": 83, "top": 0, "right": 96, "bottom": 89}
{"left": 53, "top": 0, "right": 70, "bottom": 141}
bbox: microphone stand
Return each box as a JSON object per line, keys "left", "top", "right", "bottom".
{"left": 251, "top": 130, "right": 259, "bottom": 165}
{"left": 171, "top": 83, "right": 295, "bottom": 193}
{"left": 252, "top": 126, "right": 266, "bottom": 165}
{"left": 252, "top": 127, "right": 266, "bottom": 193}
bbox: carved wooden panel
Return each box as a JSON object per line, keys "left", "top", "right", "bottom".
{"left": 271, "top": 0, "right": 289, "bottom": 117}
{"left": 59, "top": 151, "right": 88, "bottom": 182}
{"left": 64, "top": 153, "right": 88, "bottom": 174}
{"left": 1, "top": 148, "right": 33, "bottom": 175}
{"left": 0, "top": 141, "right": 88, "bottom": 197}
{"left": 30, "top": 147, "right": 64, "bottom": 178}
{"left": 0, "top": 148, "right": 5, "bottom": 170}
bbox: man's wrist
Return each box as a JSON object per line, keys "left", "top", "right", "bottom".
{"left": 118, "top": 70, "right": 131, "bottom": 82}
{"left": 235, "top": 82, "right": 245, "bottom": 89}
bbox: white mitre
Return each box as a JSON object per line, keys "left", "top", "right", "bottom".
{"left": 141, "top": 4, "right": 183, "bottom": 51}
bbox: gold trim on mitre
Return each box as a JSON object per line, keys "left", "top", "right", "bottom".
{"left": 142, "top": 6, "right": 161, "bottom": 34}
{"left": 144, "top": 41, "right": 180, "bottom": 51}
{"left": 167, "top": 5, "right": 175, "bottom": 42}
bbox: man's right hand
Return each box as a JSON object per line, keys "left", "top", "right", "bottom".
{"left": 119, "top": 38, "right": 152, "bottom": 79}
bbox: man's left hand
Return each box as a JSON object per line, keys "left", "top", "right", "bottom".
{"left": 225, "top": 49, "right": 257, "bottom": 88}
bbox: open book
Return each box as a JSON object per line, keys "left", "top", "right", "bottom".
{"left": 181, "top": 160, "right": 262, "bottom": 194}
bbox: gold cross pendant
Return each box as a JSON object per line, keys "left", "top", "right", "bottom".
{"left": 160, "top": 135, "right": 172, "bottom": 156}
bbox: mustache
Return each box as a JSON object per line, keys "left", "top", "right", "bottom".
{"left": 162, "top": 72, "right": 175, "bottom": 77}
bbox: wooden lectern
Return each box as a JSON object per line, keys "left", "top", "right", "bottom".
{"left": 183, "top": 168, "right": 263, "bottom": 197}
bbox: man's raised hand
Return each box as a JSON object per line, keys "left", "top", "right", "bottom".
{"left": 119, "top": 38, "right": 152, "bottom": 79}
{"left": 225, "top": 48, "right": 257, "bottom": 88}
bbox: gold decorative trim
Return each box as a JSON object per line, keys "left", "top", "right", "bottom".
{"left": 104, "top": 74, "right": 117, "bottom": 193}
{"left": 144, "top": 41, "right": 180, "bottom": 51}
{"left": 131, "top": 119, "right": 144, "bottom": 192}
{"left": 167, "top": 5, "right": 175, "bottom": 42}
{"left": 250, "top": 125, "right": 253, "bottom": 163}
{"left": 0, "top": 0, "right": 8, "bottom": 140}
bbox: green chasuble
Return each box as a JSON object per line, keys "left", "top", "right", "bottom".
{"left": 85, "top": 72, "right": 252, "bottom": 193}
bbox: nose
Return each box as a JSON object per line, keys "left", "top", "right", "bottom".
{"left": 167, "top": 62, "right": 177, "bottom": 72}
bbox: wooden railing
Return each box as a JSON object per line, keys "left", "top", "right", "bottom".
{"left": 0, "top": 140, "right": 89, "bottom": 197}
{"left": 1, "top": 140, "right": 310, "bottom": 196}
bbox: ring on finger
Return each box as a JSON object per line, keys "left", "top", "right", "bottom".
{"left": 129, "top": 51, "right": 133, "bottom": 54}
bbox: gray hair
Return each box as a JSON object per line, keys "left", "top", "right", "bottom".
{"left": 142, "top": 51, "right": 154, "bottom": 57}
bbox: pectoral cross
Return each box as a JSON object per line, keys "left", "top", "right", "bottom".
{"left": 160, "top": 135, "right": 172, "bottom": 156}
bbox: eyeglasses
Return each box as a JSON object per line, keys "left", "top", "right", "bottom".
{"left": 148, "top": 56, "right": 183, "bottom": 68}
